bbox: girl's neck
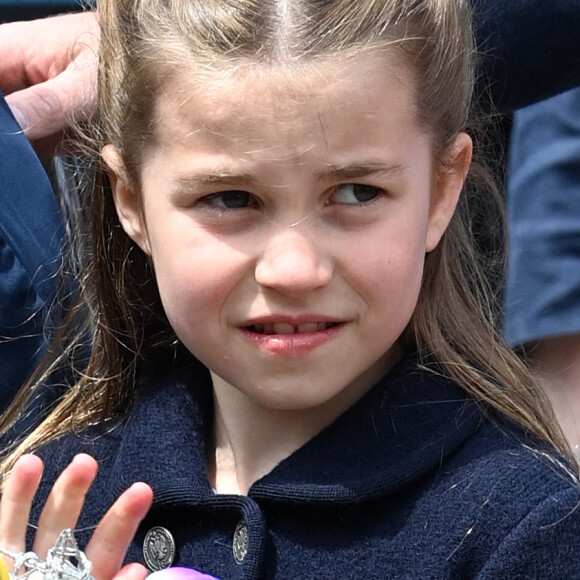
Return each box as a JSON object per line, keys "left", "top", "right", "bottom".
{"left": 207, "top": 388, "right": 330, "bottom": 495}
{"left": 208, "top": 403, "right": 305, "bottom": 495}
{"left": 207, "top": 367, "right": 389, "bottom": 495}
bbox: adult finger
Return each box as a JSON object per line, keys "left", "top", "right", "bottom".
{"left": 0, "top": 20, "right": 61, "bottom": 93}
{"left": 0, "top": 455, "right": 44, "bottom": 557}
{"left": 87, "top": 482, "right": 153, "bottom": 580}
{"left": 6, "top": 57, "right": 97, "bottom": 143}
{"left": 33, "top": 454, "right": 99, "bottom": 558}
{"left": 0, "top": 12, "right": 99, "bottom": 94}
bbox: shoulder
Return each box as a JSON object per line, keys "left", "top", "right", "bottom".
{"left": 0, "top": 95, "right": 64, "bottom": 406}
{"left": 485, "top": 483, "right": 580, "bottom": 575}
{"left": 474, "top": 454, "right": 580, "bottom": 577}
{"left": 440, "top": 409, "right": 579, "bottom": 511}
{"left": 27, "top": 356, "right": 212, "bottom": 542}
{"left": 377, "top": 361, "right": 580, "bottom": 573}
{"left": 431, "top": 420, "right": 580, "bottom": 576}
{"left": 32, "top": 356, "right": 208, "bottom": 475}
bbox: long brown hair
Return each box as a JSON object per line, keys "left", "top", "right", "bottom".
{"left": 0, "top": 0, "right": 572, "bottom": 470}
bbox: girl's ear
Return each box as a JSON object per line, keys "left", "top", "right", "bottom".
{"left": 425, "top": 132, "right": 472, "bottom": 253}
{"left": 101, "top": 145, "right": 151, "bottom": 255}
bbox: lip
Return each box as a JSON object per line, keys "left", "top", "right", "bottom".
{"left": 239, "top": 314, "right": 345, "bottom": 357}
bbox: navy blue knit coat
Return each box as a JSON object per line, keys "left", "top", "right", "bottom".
{"left": 28, "top": 356, "right": 580, "bottom": 579}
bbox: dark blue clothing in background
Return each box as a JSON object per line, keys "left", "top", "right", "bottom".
{"left": 505, "top": 87, "right": 580, "bottom": 346}
{"left": 473, "top": 0, "right": 580, "bottom": 112}
{"left": 0, "top": 94, "right": 63, "bottom": 408}
{"left": 29, "top": 355, "right": 580, "bottom": 579}
{"left": 0, "top": 0, "right": 87, "bottom": 23}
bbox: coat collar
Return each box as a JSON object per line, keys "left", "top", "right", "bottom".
{"left": 107, "top": 354, "right": 482, "bottom": 505}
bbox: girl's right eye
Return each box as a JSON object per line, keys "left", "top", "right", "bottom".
{"left": 197, "top": 190, "right": 260, "bottom": 210}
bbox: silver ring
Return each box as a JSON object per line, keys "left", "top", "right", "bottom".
{"left": 0, "top": 529, "right": 94, "bottom": 580}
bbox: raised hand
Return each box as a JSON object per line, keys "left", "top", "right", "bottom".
{"left": 0, "top": 12, "right": 99, "bottom": 152}
{"left": 0, "top": 454, "right": 153, "bottom": 580}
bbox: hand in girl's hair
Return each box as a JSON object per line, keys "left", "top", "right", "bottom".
{"left": 0, "top": 12, "right": 98, "bottom": 153}
{"left": 0, "top": 454, "right": 153, "bottom": 580}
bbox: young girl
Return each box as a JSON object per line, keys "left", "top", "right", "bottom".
{"left": 1, "top": 0, "right": 579, "bottom": 578}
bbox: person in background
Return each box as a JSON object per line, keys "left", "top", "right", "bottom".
{"left": 505, "top": 87, "right": 580, "bottom": 457}
{"left": 0, "top": 9, "right": 98, "bottom": 154}
{"left": 0, "top": 94, "right": 63, "bottom": 411}
{"left": 0, "top": 4, "right": 95, "bottom": 410}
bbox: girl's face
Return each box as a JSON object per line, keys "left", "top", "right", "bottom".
{"left": 107, "top": 52, "right": 471, "bottom": 417}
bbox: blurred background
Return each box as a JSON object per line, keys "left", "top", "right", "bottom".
{"left": 0, "top": 0, "right": 90, "bottom": 23}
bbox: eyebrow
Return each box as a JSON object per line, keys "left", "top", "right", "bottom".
{"left": 173, "top": 162, "right": 406, "bottom": 189}
{"left": 175, "top": 171, "right": 259, "bottom": 189}
{"left": 318, "top": 163, "right": 406, "bottom": 181}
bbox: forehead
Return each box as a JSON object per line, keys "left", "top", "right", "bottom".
{"left": 149, "top": 50, "right": 424, "bottom": 163}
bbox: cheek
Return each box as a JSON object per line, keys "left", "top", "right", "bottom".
{"left": 148, "top": 230, "right": 249, "bottom": 345}
{"left": 347, "top": 223, "right": 428, "bottom": 299}
{"left": 363, "top": 252, "right": 426, "bottom": 320}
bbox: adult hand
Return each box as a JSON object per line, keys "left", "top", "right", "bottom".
{"left": 0, "top": 454, "right": 153, "bottom": 580}
{"left": 0, "top": 12, "right": 99, "bottom": 153}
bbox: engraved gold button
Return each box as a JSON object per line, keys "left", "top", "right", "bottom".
{"left": 232, "top": 520, "right": 249, "bottom": 564}
{"left": 143, "top": 526, "right": 176, "bottom": 571}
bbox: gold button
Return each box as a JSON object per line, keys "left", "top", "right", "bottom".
{"left": 232, "top": 520, "right": 249, "bottom": 564}
{"left": 143, "top": 526, "right": 176, "bottom": 571}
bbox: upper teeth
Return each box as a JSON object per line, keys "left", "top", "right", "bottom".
{"left": 252, "top": 322, "right": 333, "bottom": 334}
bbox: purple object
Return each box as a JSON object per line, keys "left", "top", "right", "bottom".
{"left": 147, "top": 567, "right": 220, "bottom": 580}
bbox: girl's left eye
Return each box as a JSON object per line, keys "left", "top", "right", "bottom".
{"left": 329, "top": 183, "right": 383, "bottom": 205}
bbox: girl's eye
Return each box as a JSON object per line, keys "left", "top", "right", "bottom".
{"left": 330, "top": 183, "right": 383, "bottom": 205}
{"left": 199, "top": 190, "right": 259, "bottom": 210}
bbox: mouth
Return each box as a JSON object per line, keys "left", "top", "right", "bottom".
{"left": 246, "top": 322, "right": 341, "bottom": 335}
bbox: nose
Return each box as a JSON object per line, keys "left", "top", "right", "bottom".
{"left": 255, "top": 228, "right": 333, "bottom": 293}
